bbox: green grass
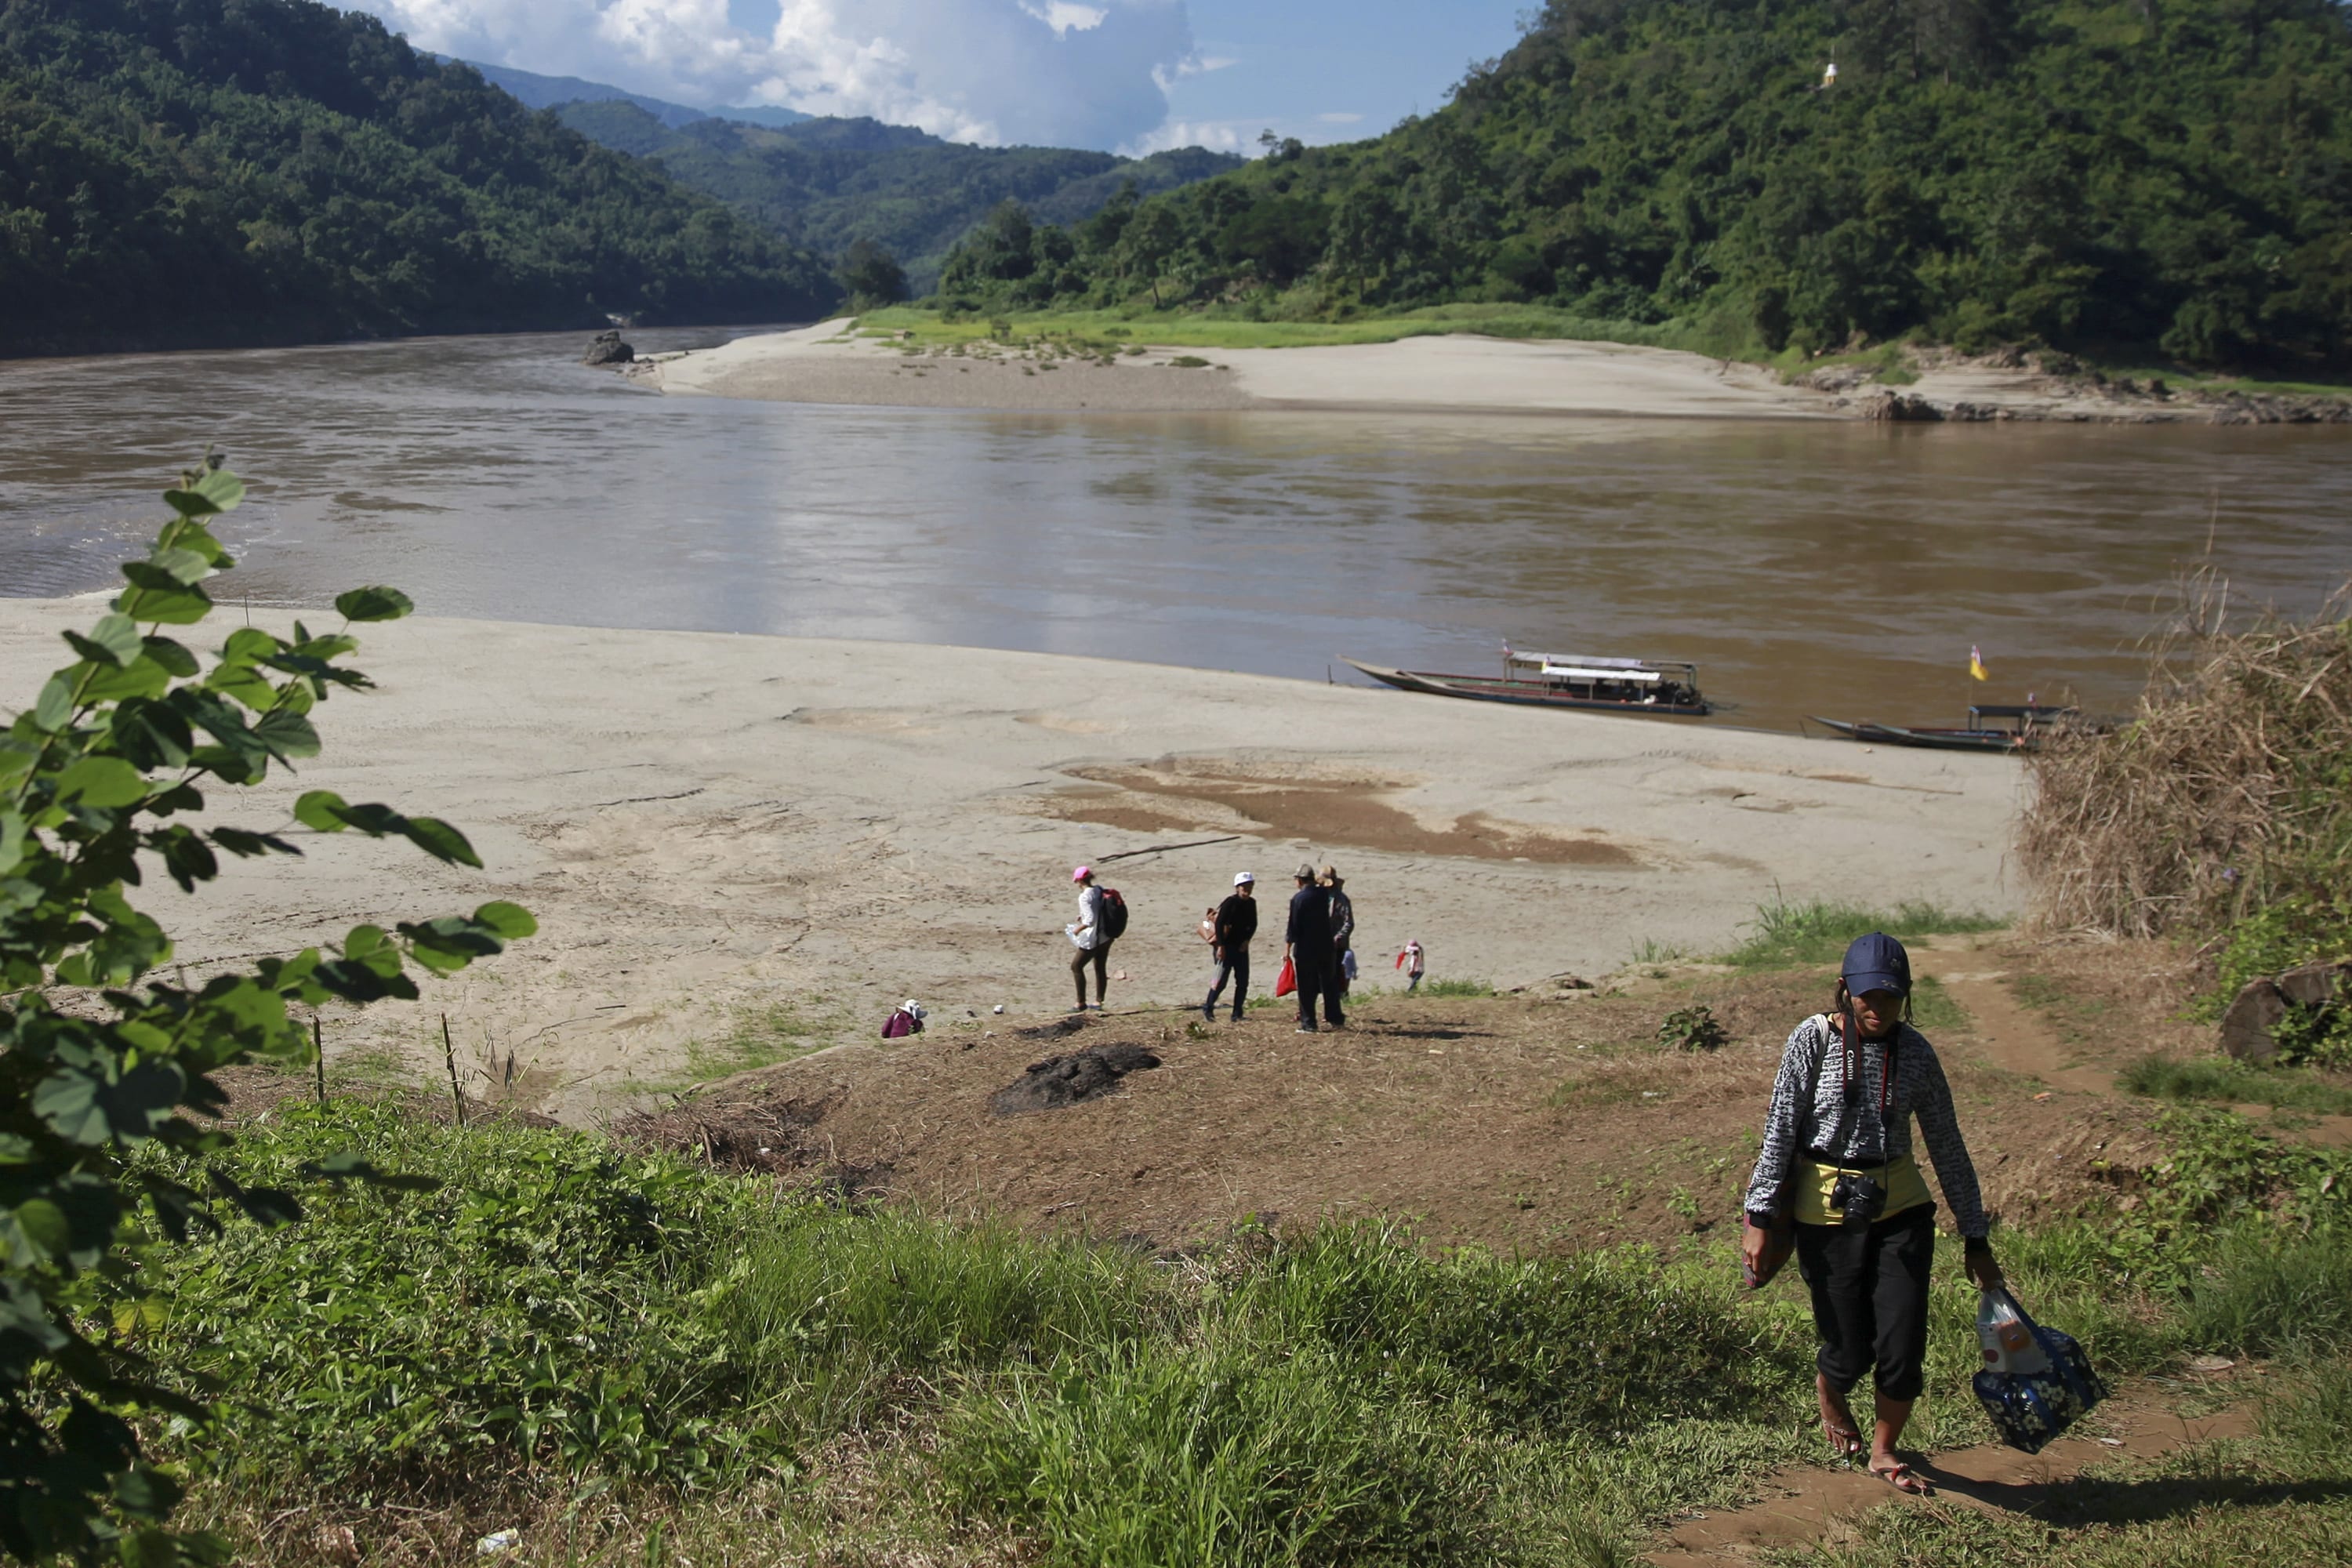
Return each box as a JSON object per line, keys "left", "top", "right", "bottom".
{"left": 1905, "top": 973, "right": 1969, "bottom": 1034}
{"left": 675, "top": 998, "right": 847, "bottom": 1083}
{"left": 2119, "top": 1054, "right": 2352, "bottom": 1116}
{"left": 1411, "top": 978, "right": 1497, "bottom": 999}
{"left": 140, "top": 1096, "right": 2352, "bottom": 1565}
{"left": 1722, "top": 898, "right": 2005, "bottom": 971}
{"left": 854, "top": 301, "right": 1755, "bottom": 358}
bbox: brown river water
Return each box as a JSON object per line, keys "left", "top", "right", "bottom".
{"left": 5, "top": 325, "right": 2348, "bottom": 735}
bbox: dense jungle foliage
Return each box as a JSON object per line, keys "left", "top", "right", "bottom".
{"left": 937, "top": 0, "right": 2352, "bottom": 368}
{"left": 0, "top": 0, "right": 837, "bottom": 357}
{"left": 555, "top": 100, "right": 1241, "bottom": 295}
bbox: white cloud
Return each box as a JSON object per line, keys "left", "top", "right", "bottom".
{"left": 355, "top": 0, "right": 1196, "bottom": 149}
{"left": 1020, "top": 2, "right": 1108, "bottom": 34}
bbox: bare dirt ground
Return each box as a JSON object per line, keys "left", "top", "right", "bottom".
{"left": 618, "top": 933, "right": 2281, "bottom": 1256}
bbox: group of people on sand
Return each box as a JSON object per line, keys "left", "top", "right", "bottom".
{"left": 1064, "top": 862, "right": 1421, "bottom": 1033}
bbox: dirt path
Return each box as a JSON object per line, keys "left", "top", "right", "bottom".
{"left": 1646, "top": 1378, "right": 2253, "bottom": 1565}
{"left": 1911, "top": 940, "right": 2115, "bottom": 1096}
{"left": 1915, "top": 938, "right": 2352, "bottom": 1147}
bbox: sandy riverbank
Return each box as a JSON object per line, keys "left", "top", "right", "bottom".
{"left": 642, "top": 318, "right": 2303, "bottom": 422}
{"left": 0, "top": 599, "right": 2024, "bottom": 1120}
{"left": 645, "top": 319, "right": 1828, "bottom": 418}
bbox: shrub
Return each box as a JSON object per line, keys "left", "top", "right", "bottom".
{"left": 2019, "top": 572, "right": 2352, "bottom": 943}
{"left": 1657, "top": 1005, "right": 1727, "bottom": 1052}
{"left": 0, "top": 460, "right": 530, "bottom": 1559}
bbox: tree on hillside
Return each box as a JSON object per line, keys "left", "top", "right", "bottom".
{"left": 837, "top": 238, "right": 907, "bottom": 307}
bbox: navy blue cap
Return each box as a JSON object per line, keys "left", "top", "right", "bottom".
{"left": 1842, "top": 931, "right": 1911, "bottom": 996}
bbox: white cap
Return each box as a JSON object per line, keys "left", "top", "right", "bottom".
{"left": 1234, "top": 871, "right": 1254, "bottom": 885}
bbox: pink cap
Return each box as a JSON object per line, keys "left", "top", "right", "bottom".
{"left": 1072, "top": 865, "right": 1092, "bottom": 883}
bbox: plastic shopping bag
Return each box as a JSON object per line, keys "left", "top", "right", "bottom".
{"left": 1971, "top": 1290, "right": 2108, "bottom": 1453}
{"left": 1274, "top": 954, "right": 1297, "bottom": 997}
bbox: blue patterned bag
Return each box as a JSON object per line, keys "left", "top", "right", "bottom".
{"left": 1972, "top": 1297, "right": 2110, "bottom": 1454}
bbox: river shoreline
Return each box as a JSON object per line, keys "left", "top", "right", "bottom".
{"left": 3, "top": 598, "right": 2020, "bottom": 1120}
{"left": 641, "top": 318, "right": 2352, "bottom": 424}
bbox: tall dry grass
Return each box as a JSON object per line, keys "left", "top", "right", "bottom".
{"left": 2017, "top": 570, "right": 2352, "bottom": 941}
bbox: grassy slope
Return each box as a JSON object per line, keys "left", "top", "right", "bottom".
{"left": 138, "top": 907, "right": 2352, "bottom": 1566}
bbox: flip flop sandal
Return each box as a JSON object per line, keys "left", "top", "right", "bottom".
{"left": 1821, "top": 1421, "right": 1866, "bottom": 1461}
{"left": 1871, "top": 1461, "right": 1933, "bottom": 1496}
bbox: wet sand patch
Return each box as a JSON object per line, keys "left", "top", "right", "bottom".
{"left": 1054, "top": 762, "right": 1639, "bottom": 866}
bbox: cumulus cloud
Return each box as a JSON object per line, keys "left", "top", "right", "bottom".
{"left": 355, "top": 0, "right": 1199, "bottom": 149}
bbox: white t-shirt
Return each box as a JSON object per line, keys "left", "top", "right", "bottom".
{"left": 1071, "top": 884, "right": 1105, "bottom": 949}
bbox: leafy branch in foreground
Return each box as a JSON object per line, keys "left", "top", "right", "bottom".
{"left": 0, "top": 459, "right": 532, "bottom": 1563}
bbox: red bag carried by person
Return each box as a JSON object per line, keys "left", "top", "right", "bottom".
{"left": 1274, "top": 954, "right": 1297, "bottom": 997}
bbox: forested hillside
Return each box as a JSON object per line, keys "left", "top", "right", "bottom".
{"left": 0, "top": 0, "right": 836, "bottom": 357}
{"left": 937, "top": 0, "right": 2352, "bottom": 368}
{"left": 554, "top": 100, "right": 1241, "bottom": 292}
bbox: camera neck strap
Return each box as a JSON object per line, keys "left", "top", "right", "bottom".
{"left": 1835, "top": 1011, "right": 1891, "bottom": 1123}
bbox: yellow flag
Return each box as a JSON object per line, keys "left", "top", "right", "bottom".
{"left": 1969, "top": 644, "right": 1989, "bottom": 681}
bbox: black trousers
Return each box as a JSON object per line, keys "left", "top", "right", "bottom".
{"left": 1071, "top": 941, "right": 1111, "bottom": 1006}
{"left": 1206, "top": 949, "right": 1250, "bottom": 1017}
{"left": 1794, "top": 1203, "right": 1936, "bottom": 1402}
{"left": 1294, "top": 956, "right": 1344, "bottom": 1027}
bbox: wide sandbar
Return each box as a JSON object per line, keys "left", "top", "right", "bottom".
{"left": 0, "top": 601, "right": 2024, "bottom": 1119}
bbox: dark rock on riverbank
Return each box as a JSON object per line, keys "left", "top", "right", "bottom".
{"left": 583, "top": 330, "right": 635, "bottom": 365}
{"left": 991, "top": 1042, "right": 1161, "bottom": 1114}
{"left": 2220, "top": 960, "right": 2350, "bottom": 1062}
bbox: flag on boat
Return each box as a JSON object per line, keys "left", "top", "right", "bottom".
{"left": 1969, "top": 644, "right": 1989, "bottom": 681}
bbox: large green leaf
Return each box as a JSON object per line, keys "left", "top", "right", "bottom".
{"left": 34, "top": 673, "right": 76, "bottom": 731}
{"left": 253, "top": 709, "right": 321, "bottom": 761}
{"left": 55, "top": 757, "right": 148, "bottom": 808}
{"left": 474, "top": 901, "right": 538, "bottom": 940}
{"left": 191, "top": 466, "right": 245, "bottom": 512}
{"left": 116, "top": 563, "right": 215, "bottom": 625}
{"left": 63, "top": 613, "right": 143, "bottom": 668}
{"left": 401, "top": 815, "right": 481, "bottom": 867}
{"left": 333, "top": 586, "right": 414, "bottom": 623}
{"left": 293, "top": 789, "right": 352, "bottom": 832}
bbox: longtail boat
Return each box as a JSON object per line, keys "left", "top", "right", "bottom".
{"left": 1806, "top": 703, "right": 2077, "bottom": 754}
{"left": 1343, "top": 650, "right": 1710, "bottom": 717}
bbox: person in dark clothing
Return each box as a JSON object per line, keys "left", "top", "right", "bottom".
{"left": 1321, "top": 865, "right": 1355, "bottom": 997}
{"left": 1741, "top": 931, "right": 2003, "bottom": 1497}
{"left": 1203, "top": 871, "right": 1258, "bottom": 1022}
{"left": 1284, "top": 862, "right": 1344, "bottom": 1032}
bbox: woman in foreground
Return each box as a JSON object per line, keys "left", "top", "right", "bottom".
{"left": 1740, "top": 932, "right": 2005, "bottom": 1495}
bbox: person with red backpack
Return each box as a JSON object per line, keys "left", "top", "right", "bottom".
{"left": 1065, "top": 865, "right": 1127, "bottom": 1012}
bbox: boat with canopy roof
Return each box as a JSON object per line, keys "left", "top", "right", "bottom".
{"left": 1343, "top": 648, "right": 1710, "bottom": 717}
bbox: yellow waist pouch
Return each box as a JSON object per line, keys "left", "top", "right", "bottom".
{"left": 1791, "top": 1153, "right": 1931, "bottom": 1227}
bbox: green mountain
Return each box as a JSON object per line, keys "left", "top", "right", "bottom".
{"left": 936, "top": 0, "right": 2352, "bottom": 368}
{"left": 452, "top": 57, "right": 811, "bottom": 131}
{"left": 551, "top": 99, "right": 1243, "bottom": 292}
{"left": 0, "top": 0, "right": 837, "bottom": 357}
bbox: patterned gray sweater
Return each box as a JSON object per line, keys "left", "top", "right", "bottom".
{"left": 1743, "top": 1014, "right": 1990, "bottom": 1239}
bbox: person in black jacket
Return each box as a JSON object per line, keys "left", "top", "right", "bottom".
{"left": 1285, "top": 862, "right": 1344, "bottom": 1033}
{"left": 1202, "top": 871, "right": 1258, "bottom": 1022}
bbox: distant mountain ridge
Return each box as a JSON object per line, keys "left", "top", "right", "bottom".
{"left": 448, "top": 57, "right": 810, "bottom": 130}
{"left": 549, "top": 99, "right": 1243, "bottom": 290}
{"left": 0, "top": 0, "right": 835, "bottom": 356}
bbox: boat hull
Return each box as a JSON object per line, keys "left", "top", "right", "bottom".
{"left": 1345, "top": 660, "right": 1710, "bottom": 717}
{"left": 1809, "top": 717, "right": 2037, "bottom": 753}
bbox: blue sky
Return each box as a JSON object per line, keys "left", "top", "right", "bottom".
{"left": 1157, "top": 1, "right": 1533, "bottom": 151}
{"left": 350, "top": 0, "right": 1535, "bottom": 154}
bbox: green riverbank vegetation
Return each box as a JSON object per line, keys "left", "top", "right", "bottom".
{"left": 921, "top": 0, "right": 2352, "bottom": 375}
{"left": 0, "top": 0, "right": 837, "bottom": 357}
